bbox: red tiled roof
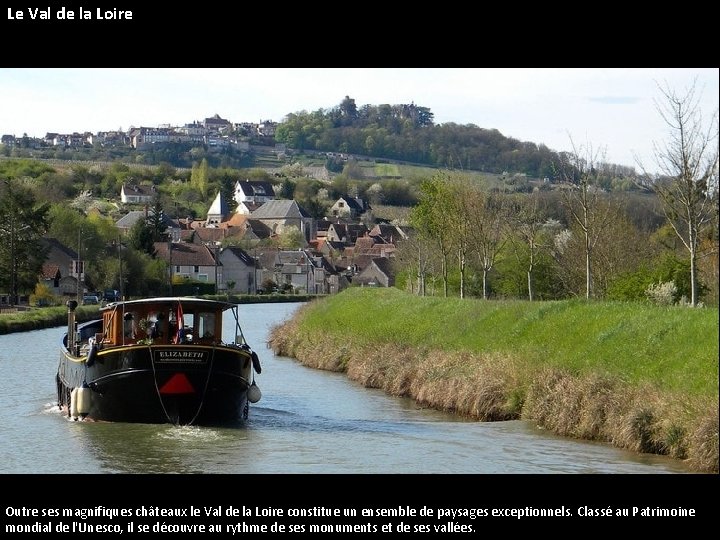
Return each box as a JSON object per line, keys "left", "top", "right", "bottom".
{"left": 154, "top": 242, "right": 216, "bottom": 266}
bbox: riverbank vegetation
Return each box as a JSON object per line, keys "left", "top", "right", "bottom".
{"left": 268, "top": 288, "right": 719, "bottom": 472}
{"left": 0, "top": 305, "right": 100, "bottom": 334}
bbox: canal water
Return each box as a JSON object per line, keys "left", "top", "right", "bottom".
{"left": 0, "top": 302, "right": 693, "bottom": 474}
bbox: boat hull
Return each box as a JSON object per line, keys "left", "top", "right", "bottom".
{"left": 57, "top": 344, "right": 254, "bottom": 425}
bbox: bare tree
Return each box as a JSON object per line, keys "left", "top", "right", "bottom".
{"left": 555, "top": 139, "right": 613, "bottom": 299}
{"left": 393, "top": 231, "right": 432, "bottom": 296}
{"left": 641, "top": 80, "right": 719, "bottom": 306}
{"left": 448, "top": 178, "right": 475, "bottom": 299}
{"left": 468, "top": 191, "right": 507, "bottom": 300}
{"left": 505, "top": 192, "right": 557, "bottom": 301}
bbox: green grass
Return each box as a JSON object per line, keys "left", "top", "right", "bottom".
{"left": 296, "top": 288, "right": 719, "bottom": 398}
{"left": 370, "top": 163, "right": 508, "bottom": 185}
{"left": 272, "top": 287, "right": 719, "bottom": 470}
{"left": 0, "top": 305, "right": 101, "bottom": 334}
{"left": 374, "top": 163, "right": 401, "bottom": 177}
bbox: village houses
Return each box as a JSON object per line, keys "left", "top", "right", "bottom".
{"left": 1, "top": 109, "right": 406, "bottom": 304}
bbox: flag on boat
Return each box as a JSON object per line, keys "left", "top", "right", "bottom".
{"left": 174, "top": 302, "right": 185, "bottom": 344}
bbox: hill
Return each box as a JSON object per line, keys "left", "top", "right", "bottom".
{"left": 2, "top": 96, "right": 642, "bottom": 192}
{"left": 274, "top": 96, "right": 639, "bottom": 183}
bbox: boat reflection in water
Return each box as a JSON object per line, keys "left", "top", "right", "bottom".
{"left": 69, "top": 421, "right": 226, "bottom": 474}
{"left": 57, "top": 297, "right": 262, "bottom": 426}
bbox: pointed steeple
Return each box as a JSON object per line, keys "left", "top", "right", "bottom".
{"left": 206, "top": 191, "right": 228, "bottom": 225}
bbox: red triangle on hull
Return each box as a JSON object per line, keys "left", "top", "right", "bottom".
{"left": 159, "top": 373, "right": 196, "bottom": 394}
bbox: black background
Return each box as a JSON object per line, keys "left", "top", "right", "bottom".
{"left": 2, "top": 473, "right": 717, "bottom": 534}
{"left": 1, "top": 3, "right": 717, "bottom": 535}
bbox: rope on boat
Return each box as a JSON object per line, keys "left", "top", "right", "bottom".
{"left": 149, "top": 342, "right": 218, "bottom": 426}
{"left": 149, "top": 346, "right": 175, "bottom": 425}
{"left": 187, "top": 343, "right": 217, "bottom": 426}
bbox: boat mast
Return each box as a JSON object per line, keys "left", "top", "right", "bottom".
{"left": 66, "top": 300, "right": 78, "bottom": 355}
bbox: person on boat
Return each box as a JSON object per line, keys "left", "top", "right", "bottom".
{"left": 124, "top": 312, "right": 138, "bottom": 340}
{"left": 168, "top": 318, "right": 177, "bottom": 342}
{"left": 148, "top": 321, "right": 160, "bottom": 340}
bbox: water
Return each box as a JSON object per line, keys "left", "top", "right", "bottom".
{"left": 0, "top": 302, "right": 692, "bottom": 474}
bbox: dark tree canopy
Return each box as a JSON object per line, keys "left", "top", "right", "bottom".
{"left": 275, "top": 97, "right": 606, "bottom": 179}
{"left": 0, "top": 179, "right": 51, "bottom": 303}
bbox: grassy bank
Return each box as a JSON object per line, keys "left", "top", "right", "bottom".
{"left": 268, "top": 288, "right": 719, "bottom": 472}
{"left": 0, "top": 305, "right": 101, "bottom": 334}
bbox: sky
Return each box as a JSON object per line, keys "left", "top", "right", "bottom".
{"left": 1, "top": 68, "right": 717, "bottom": 172}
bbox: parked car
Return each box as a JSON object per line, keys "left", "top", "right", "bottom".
{"left": 82, "top": 295, "right": 99, "bottom": 305}
{"left": 103, "top": 289, "right": 120, "bottom": 302}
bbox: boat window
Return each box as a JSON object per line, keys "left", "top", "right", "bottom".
{"left": 182, "top": 312, "right": 194, "bottom": 331}
{"left": 198, "top": 312, "right": 216, "bottom": 340}
{"left": 124, "top": 312, "right": 139, "bottom": 339}
{"left": 176, "top": 312, "right": 194, "bottom": 343}
{"left": 146, "top": 311, "right": 165, "bottom": 340}
{"left": 168, "top": 309, "right": 178, "bottom": 340}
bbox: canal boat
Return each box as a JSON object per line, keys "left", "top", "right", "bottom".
{"left": 57, "top": 297, "right": 262, "bottom": 425}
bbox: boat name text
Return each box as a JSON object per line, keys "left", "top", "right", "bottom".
{"left": 156, "top": 351, "right": 206, "bottom": 362}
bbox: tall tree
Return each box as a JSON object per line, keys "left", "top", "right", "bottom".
{"left": 338, "top": 96, "right": 358, "bottom": 126}
{"left": 468, "top": 190, "right": 507, "bottom": 300}
{"left": 505, "top": 192, "right": 556, "bottom": 301}
{"left": 393, "top": 231, "right": 433, "bottom": 296}
{"left": 0, "top": 179, "right": 50, "bottom": 304}
{"left": 641, "top": 81, "right": 719, "bottom": 306}
{"left": 449, "top": 180, "right": 473, "bottom": 299}
{"left": 410, "top": 174, "right": 455, "bottom": 296}
{"left": 555, "top": 141, "right": 613, "bottom": 299}
{"left": 147, "top": 201, "right": 169, "bottom": 242}
{"left": 127, "top": 218, "right": 155, "bottom": 255}
{"left": 190, "top": 158, "right": 209, "bottom": 197}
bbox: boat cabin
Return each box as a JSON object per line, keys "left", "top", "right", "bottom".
{"left": 99, "top": 299, "right": 224, "bottom": 347}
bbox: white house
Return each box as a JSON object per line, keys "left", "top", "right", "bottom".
{"left": 233, "top": 179, "right": 276, "bottom": 206}
{"left": 121, "top": 184, "right": 156, "bottom": 204}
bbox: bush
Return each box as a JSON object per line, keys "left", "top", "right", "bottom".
{"left": 645, "top": 281, "right": 677, "bottom": 305}
{"left": 30, "top": 283, "right": 59, "bottom": 307}
{"left": 607, "top": 268, "right": 654, "bottom": 301}
{"left": 260, "top": 278, "right": 278, "bottom": 294}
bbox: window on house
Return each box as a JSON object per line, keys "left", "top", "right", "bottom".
{"left": 194, "top": 266, "right": 199, "bottom": 273}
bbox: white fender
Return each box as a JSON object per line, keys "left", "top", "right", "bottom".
{"left": 247, "top": 382, "right": 262, "bottom": 403}
{"left": 76, "top": 385, "right": 92, "bottom": 415}
{"left": 69, "top": 387, "right": 79, "bottom": 419}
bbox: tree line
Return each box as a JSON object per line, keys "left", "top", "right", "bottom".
{"left": 274, "top": 96, "right": 642, "bottom": 185}
{"left": 401, "top": 83, "right": 718, "bottom": 307}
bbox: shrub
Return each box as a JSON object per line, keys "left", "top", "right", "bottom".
{"left": 645, "top": 281, "right": 677, "bottom": 305}
{"left": 29, "top": 283, "right": 58, "bottom": 307}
